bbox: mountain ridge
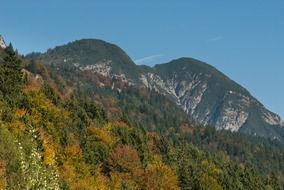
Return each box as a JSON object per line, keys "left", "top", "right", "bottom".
{"left": 26, "top": 39, "right": 284, "bottom": 141}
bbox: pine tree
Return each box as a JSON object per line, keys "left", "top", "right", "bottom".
{"left": 0, "top": 44, "right": 24, "bottom": 106}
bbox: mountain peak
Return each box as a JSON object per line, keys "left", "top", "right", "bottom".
{"left": 0, "top": 35, "right": 7, "bottom": 49}
{"left": 154, "top": 57, "right": 246, "bottom": 93}
{"left": 26, "top": 38, "right": 141, "bottom": 83}
{"left": 28, "top": 38, "right": 135, "bottom": 67}
{"left": 155, "top": 57, "right": 223, "bottom": 76}
{"left": 145, "top": 57, "right": 283, "bottom": 137}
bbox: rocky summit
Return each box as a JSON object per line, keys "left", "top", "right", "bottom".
{"left": 142, "top": 58, "right": 283, "bottom": 137}
{"left": 0, "top": 35, "right": 6, "bottom": 49}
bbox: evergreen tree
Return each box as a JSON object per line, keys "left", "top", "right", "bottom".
{"left": 0, "top": 44, "right": 24, "bottom": 104}
{"left": 0, "top": 45, "right": 25, "bottom": 121}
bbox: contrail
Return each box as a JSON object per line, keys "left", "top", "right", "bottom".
{"left": 134, "top": 54, "right": 164, "bottom": 64}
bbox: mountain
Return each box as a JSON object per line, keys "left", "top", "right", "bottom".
{"left": 3, "top": 44, "right": 283, "bottom": 189}
{"left": 144, "top": 58, "right": 284, "bottom": 139}
{"left": 28, "top": 39, "right": 141, "bottom": 84}
{"left": 26, "top": 39, "right": 192, "bottom": 134}
{"left": 27, "top": 39, "right": 284, "bottom": 142}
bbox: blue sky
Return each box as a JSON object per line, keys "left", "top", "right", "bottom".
{"left": 1, "top": 0, "right": 284, "bottom": 118}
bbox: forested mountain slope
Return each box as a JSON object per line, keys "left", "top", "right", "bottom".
{"left": 1, "top": 45, "right": 282, "bottom": 189}
{"left": 27, "top": 39, "right": 284, "bottom": 142}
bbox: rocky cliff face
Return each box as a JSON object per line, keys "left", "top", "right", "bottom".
{"left": 139, "top": 58, "right": 283, "bottom": 139}
{"left": 0, "top": 35, "right": 6, "bottom": 49}
{"left": 26, "top": 39, "right": 284, "bottom": 140}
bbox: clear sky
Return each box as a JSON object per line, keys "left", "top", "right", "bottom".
{"left": 1, "top": 0, "right": 284, "bottom": 118}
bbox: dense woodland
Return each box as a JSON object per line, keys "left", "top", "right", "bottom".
{"left": 0, "top": 46, "right": 283, "bottom": 189}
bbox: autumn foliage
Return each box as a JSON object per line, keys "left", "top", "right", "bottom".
{"left": 0, "top": 47, "right": 281, "bottom": 189}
